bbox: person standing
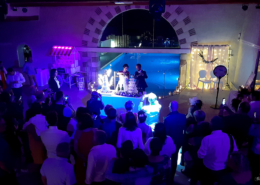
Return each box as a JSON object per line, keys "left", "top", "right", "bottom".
{"left": 164, "top": 101, "right": 186, "bottom": 183}
{"left": 6, "top": 68, "right": 25, "bottom": 102}
{"left": 23, "top": 57, "right": 38, "bottom": 88}
{"left": 116, "top": 64, "right": 130, "bottom": 92}
{"left": 134, "top": 64, "right": 148, "bottom": 94}
{"left": 0, "top": 61, "right": 7, "bottom": 90}
{"left": 48, "top": 69, "right": 60, "bottom": 92}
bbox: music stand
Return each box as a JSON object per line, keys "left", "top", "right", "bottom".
{"left": 210, "top": 65, "right": 227, "bottom": 109}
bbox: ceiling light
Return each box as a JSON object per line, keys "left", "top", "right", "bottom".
{"left": 115, "top": 2, "right": 133, "bottom": 5}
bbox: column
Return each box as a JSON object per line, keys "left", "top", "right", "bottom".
{"left": 89, "top": 52, "right": 101, "bottom": 83}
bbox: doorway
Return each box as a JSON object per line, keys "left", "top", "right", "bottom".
{"left": 17, "top": 44, "right": 32, "bottom": 67}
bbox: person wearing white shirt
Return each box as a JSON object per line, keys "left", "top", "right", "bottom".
{"left": 6, "top": 68, "right": 25, "bottom": 102}
{"left": 41, "top": 142, "right": 76, "bottom": 185}
{"left": 85, "top": 130, "right": 116, "bottom": 185}
{"left": 40, "top": 111, "right": 71, "bottom": 158}
{"left": 117, "top": 112, "right": 144, "bottom": 150}
{"left": 198, "top": 116, "right": 238, "bottom": 185}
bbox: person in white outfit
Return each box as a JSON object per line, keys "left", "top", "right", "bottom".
{"left": 116, "top": 64, "right": 129, "bottom": 92}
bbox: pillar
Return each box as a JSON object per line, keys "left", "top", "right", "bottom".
{"left": 89, "top": 52, "right": 101, "bottom": 83}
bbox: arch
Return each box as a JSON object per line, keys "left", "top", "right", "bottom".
{"left": 81, "top": 5, "right": 198, "bottom": 50}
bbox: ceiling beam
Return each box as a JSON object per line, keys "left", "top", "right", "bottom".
{"left": 8, "top": 0, "right": 260, "bottom": 7}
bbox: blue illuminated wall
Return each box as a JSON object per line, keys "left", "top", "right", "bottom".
{"left": 103, "top": 53, "right": 180, "bottom": 95}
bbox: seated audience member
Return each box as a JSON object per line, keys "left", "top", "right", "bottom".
{"left": 23, "top": 103, "right": 48, "bottom": 165}
{"left": 148, "top": 137, "right": 170, "bottom": 185}
{"left": 100, "top": 108, "right": 122, "bottom": 147}
{"left": 106, "top": 147, "right": 152, "bottom": 185}
{"left": 51, "top": 91, "right": 75, "bottom": 131}
{"left": 248, "top": 119, "right": 260, "bottom": 183}
{"left": 102, "top": 104, "right": 113, "bottom": 123}
{"left": 137, "top": 110, "right": 152, "bottom": 144}
{"left": 86, "top": 91, "right": 104, "bottom": 128}
{"left": 222, "top": 102, "right": 252, "bottom": 150}
{"left": 85, "top": 130, "right": 116, "bottom": 185}
{"left": 117, "top": 112, "right": 144, "bottom": 150}
{"left": 0, "top": 117, "right": 18, "bottom": 185}
{"left": 40, "top": 111, "right": 71, "bottom": 158}
{"left": 74, "top": 113, "right": 96, "bottom": 185}
{"left": 40, "top": 142, "right": 76, "bottom": 185}
{"left": 198, "top": 116, "right": 238, "bottom": 185}
{"left": 119, "top": 101, "right": 137, "bottom": 123}
{"left": 48, "top": 69, "right": 60, "bottom": 92}
{"left": 144, "top": 123, "right": 176, "bottom": 159}
{"left": 219, "top": 152, "right": 252, "bottom": 185}
{"left": 248, "top": 91, "right": 260, "bottom": 120}
{"left": 164, "top": 101, "right": 186, "bottom": 183}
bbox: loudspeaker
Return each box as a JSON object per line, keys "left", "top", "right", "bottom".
{"left": 149, "top": 0, "right": 165, "bottom": 20}
{"left": 0, "top": 1, "right": 8, "bottom": 21}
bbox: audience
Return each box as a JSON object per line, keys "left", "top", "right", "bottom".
{"left": 117, "top": 112, "right": 144, "bottom": 150}
{"left": 144, "top": 123, "right": 176, "bottom": 159}
{"left": 40, "top": 142, "right": 76, "bottom": 185}
{"left": 100, "top": 107, "right": 122, "bottom": 147}
{"left": 74, "top": 113, "right": 96, "bottom": 185}
{"left": 248, "top": 91, "right": 260, "bottom": 120}
{"left": 198, "top": 116, "right": 238, "bottom": 185}
{"left": 137, "top": 110, "right": 152, "bottom": 144}
{"left": 119, "top": 101, "right": 137, "bottom": 123}
{"left": 102, "top": 104, "right": 113, "bottom": 123}
{"left": 164, "top": 101, "right": 186, "bottom": 183}
{"left": 85, "top": 130, "right": 116, "bottom": 184}
{"left": 40, "top": 111, "right": 71, "bottom": 158}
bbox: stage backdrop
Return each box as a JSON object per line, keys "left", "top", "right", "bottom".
{"left": 189, "top": 45, "right": 229, "bottom": 90}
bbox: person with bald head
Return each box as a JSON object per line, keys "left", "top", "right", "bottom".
{"left": 164, "top": 101, "right": 186, "bottom": 183}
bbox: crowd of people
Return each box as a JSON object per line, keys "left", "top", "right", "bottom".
{"left": 0, "top": 65, "right": 260, "bottom": 185}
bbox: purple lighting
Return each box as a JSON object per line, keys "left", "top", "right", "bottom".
{"left": 58, "top": 46, "right": 61, "bottom": 49}
{"left": 61, "top": 47, "right": 64, "bottom": 49}
{"left": 65, "top": 47, "right": 68, "bottom": 49}
{"left": 68, "top": 47, "right": 72, "bottom": 50}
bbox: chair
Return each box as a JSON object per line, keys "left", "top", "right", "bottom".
{"left": 197, "top": 70, "right": 211, "bottom": 92}
{"left": 210, "top": 71, "right": 223, "bottom": 90}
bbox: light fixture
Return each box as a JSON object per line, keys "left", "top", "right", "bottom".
{"left": 115, "top": 2, "right": 133, "bottom": 4}
{"left": 242, "top": 4, "right": 248, "bottom": 11}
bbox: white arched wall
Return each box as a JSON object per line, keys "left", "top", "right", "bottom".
{"left": 80, "top": 5, "right": 198, "bottom": 82}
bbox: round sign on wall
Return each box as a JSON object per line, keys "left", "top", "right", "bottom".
{"left": 213, "top": 65, "right": 227, "bottom": 79}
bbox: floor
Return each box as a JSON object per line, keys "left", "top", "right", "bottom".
{"left": 18, "top": 84, "right": 231, "bottom": 185}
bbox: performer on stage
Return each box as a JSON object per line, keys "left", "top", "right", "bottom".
{"left": 116, "top": 64, "right": 129, "bottom": 92}
{"left": 134, "top": 64, "right": 148, "bottom": 94}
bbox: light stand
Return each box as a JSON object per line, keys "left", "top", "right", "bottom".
{"left": 210, "top": 77, "right": 221, "bottom": 109}
{"left": 225, "top": 48, "right": 232, "bottom": 89}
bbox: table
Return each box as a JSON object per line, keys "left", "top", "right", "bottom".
{"left": 101, "top": 93, "right": 143, "bottom": 116}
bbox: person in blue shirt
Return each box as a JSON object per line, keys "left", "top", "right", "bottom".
{"left": 23, "top": 57, "right": 38, "bottom": 88}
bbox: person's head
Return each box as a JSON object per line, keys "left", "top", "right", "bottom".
{"left": 150, "top": 137, "right": 163, "bottom": 156}
{"left": 50, "top": 69, "right": 57, "bottom": 78}
{"left": 136, "top": 64, "right": 141, "bottom": 71}
{"left": 0, "top": 102, "right": 7, "bottom": 116}
{"left": 125, "top": 101, "right": 134, "bottom": 111}
{"left": 63, "top": 107, "right": 73, "bottom": 118}
{"left": 0, "top": 118, "right": 6, "bottom": 133}
{"left": 131, "top": 148, "right": 148, "bottom": 168}
{"left": 94, "top": 130, "right": 107, "bottom": 145}
{"left": 7, "top": 68, "right": 15, "bottom": 75}
{"left": 104, "top": 104, "right": 113, "bottom": 116}
{"left": 35, "top": 91, "right": 45, "bottom": 102}
{"left": 45, "top": 111, "right": 58, "bottom": 126}
{"left": 195, "top": 100, "right": 203, "bottom": 109}
{"left": 28, "top": 57, "right": 33, "bottom": 63}
{"left": 237, "top": 102, "right": 251, "bottom": 114}
{"left": 55, "top": 91, "right": 64, "bottom": 102}
{"left": 252, "top": 91, "right": 260, "bottom": 101}
{"left": 138, "top": 110, "right": 147, "bottom": 123}
{"left": 193, "top": 110, "right": 206, "bottom": 123}
{"left": 228, "top": 152, "right": 250, "bottom": 173}
{"left": 78, "top": 113, "right": 93, "bottom": 130}
{"left": 210, "top": 116, "right": 224, "bottom": 131}
{"left": 107, "top": 108, "right": 117, "bottom": 120}
{"left": 91, "top": 91, "right": 99, "bottom": 100}
{"left": 56, "top": 142, "right": 70, "bottom": 158}
{"left": 31, "top": 102, "right": 42, "bottom": 115}
{"left": 232, "top": 98, "right": 241, "bottom": 112}
{"left": 120, "top": 140, "right": 133, "bottom": 159}
{"left": 169, "top": 101, "right": 178, "bottom": 112}
{"left": 154, "top": 123, "right": 167, "bottom": 143}
{"left": 124, "top": 112, "right": 137, "bottom": 131}
{"left": 76, "top": 107, "right": 88, "bottom": 120}
{"left": 123, "top": 64, "right": 129, "bottom": 72}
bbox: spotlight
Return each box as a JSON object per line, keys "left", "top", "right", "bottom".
{"left": 242, "top": 4, "right": 248, "bottom": 11}
{"left": 256, "top": 4, "right": 260, "bottom": 9}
